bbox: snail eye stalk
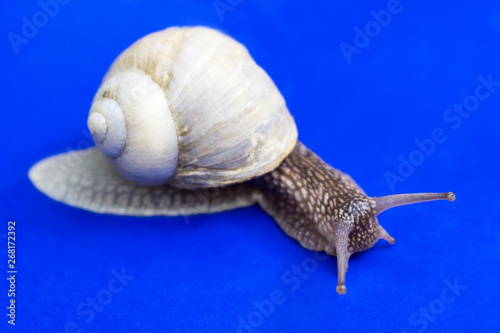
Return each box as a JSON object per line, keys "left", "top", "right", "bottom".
{"left": 373, "top": 192, "right": 455, "bottom": 215}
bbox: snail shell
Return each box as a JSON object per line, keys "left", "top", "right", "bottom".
{"left": 88, "top": 26, "right": 297, "bottom": 188}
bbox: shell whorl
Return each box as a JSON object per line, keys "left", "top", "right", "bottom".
{"left": 88, "top": 99, "right": 126, "bottom": 158}
{"left": 88, "top": 26, "right": 297, "bottom": 189}
{"left": 89, "top": 70, "right": 179, "bottom": 186}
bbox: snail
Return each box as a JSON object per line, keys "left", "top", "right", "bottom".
{"left": 29, "top": 26, "right": 455, "bottom": 294}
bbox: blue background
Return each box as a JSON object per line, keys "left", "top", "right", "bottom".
{"left": 1, "top": 0, "right": 499, "bottom": 332}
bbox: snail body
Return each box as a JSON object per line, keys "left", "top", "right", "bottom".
{"left": 29, "top": 26, "right": 455, "bottom": 294}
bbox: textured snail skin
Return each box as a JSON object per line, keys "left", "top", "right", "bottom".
{"left": 252, "top": 142, "right": 394, "bottom": 294}
{"left": 29, "top": 140, "right": 455, "bottom": 294}
{"left": 28, "top": 147, "right": 260, "bottom": 216}
{"left": 252, "top": 142, "right": 454, "bottom": 293}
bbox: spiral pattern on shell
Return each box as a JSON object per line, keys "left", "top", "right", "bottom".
{"left": 88, "top": 26, "right": 298, "bottom": 188}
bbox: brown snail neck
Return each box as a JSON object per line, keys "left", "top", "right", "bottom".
{"left": 251, "top": 141, "right": 455, "bottom": 294}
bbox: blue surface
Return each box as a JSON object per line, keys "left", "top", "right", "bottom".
{"left": 1, "top": 0, "right": 499, "bottom": 332}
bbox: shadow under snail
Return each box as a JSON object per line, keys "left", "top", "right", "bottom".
{"left": 29, "top": 26, "right": 455, "bottom": 294}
